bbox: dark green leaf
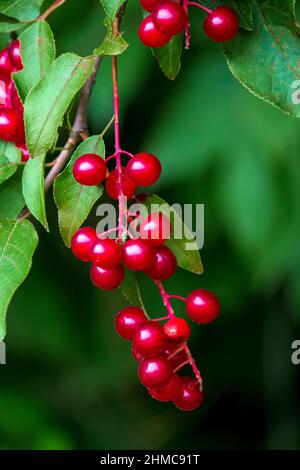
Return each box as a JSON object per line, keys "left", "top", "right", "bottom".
{"left": 0, "top": 169, "right": 24, "bottom": 218}
{"left": 94, "top": 17, "right": 128, "bottom": 56}
{"left": 153, "top": 34, "right": 183, "bottom": 80}
{"left": 120, "top": 270, "right": 146, "bottom": 311}
{"left": 22, "top": 154, "right": 48, "bottom": 230}
{"left": 0, "top": 218, "right": 38, "bottom": 340}
{"left": 99, "top": 0, "right": 126, "bottom": 21}
{"left": 54, "top": 136, "right": 105, "bottom": 246}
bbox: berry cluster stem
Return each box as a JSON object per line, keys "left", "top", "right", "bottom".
{"left": 187, "top": 2, "right": 212, "bottom": 14}
{"left": 38, "top": 0, "right": 66, "bottom": 21}
{"left": 183, "top": 0, "right": 191, "bottom": 49}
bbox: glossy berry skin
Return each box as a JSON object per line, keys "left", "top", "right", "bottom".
{"left": 10, "top": 84, "right": 24, "bottom": 115}
{"left": 185, "top": 289, "right": 220, "bottom": 324}
{"left": 71, "top": 227, "right": 97, "bottom": 262}
{"left": 173, "top": 376, "right": 204, "bottom": 411}
{"left": 115, "top": 306, "right": 147, "bottom": 340}
{"left": 145, "top": 246, "right": 177, "bottom": 281}
{"left": 138, "top": 355, "right": 173, "bottom": 388}
{"left": 105, "top": 168, "right": 136, "bottom": 200}
{"left": 17, "top": 143, "right": 30, "bottom": 162}
{"left": 140, "top": 0, "right": 160, "bottom": 12}
{"left": 90, "top": 238, "right": 121, "bottom": 269}
{"left": 0, "top": 108, "right": 24, "bottom": 142}
{"left": 140, "top": 212, "right": 171, "bottom": 246}
{"left": 0, "top": 48, "right": 14, "bottom": 81}
{"left": 90, "top": 263, "right": 125, "bottom": 290}
{"left": 138, "top": 16, "right": 171, "bottom": 48}
{"left": 8, "top": 40, "right": 23, "bottom": 71}
{"left": 203, "top": 6, "right": 239, "bottom": 42}
{"left": 73, "top": 154, "right": 107, "bottom": 186}
{"left": 0, "top": 80, "right": 11, "bottom": 108}
{"left": 152, "top": 1, "right": 188, "bottom": 36}
{"left": 132, "top": 321, "right": 168, "bottom": 357}
{"left": 122, "top": 239, "right": 155, "bottom": 271}
{"left": 148, "top": 373, "right": 181, "bottom": 402}
{"left": 164, "top": 317, "right": 190, "bottom": 342}
{"left": 126, "top": 153, "right": 161, "bottom": 187}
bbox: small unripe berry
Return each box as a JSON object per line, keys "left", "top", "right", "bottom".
{"left": 145, "top": 245, "right": 177, "bottom": 280}
{"left": 148, "top": 373, "right": 181, "bottom": 402}
{"left": 164, "top": 317, "right": 190, "bottom": 342}
{"left": 152, "top": 1, "right": 188, "bottom": 36}
{"left": 8, "top": 40, "right": 23, "bottom": 71}
{"left": 173, "top": 376, "right": 204, "bottom": 411}
{"left": 73, "top": 154, "right": 107, "bottom": 186}
{"left": 126, "top": 153, "right": 161, "bottom": 187}
{"left": 0, "top": 108, "right": 24, "bottom": 143}
{"left": 90, "top": 238, "right": 121, "bottom": 269}
{"left": 132, "top": 321, "right": 168, "bottom": 357}
{"left": 90, "top": 263, "right": 125, "bottom": 290}
{"left": 140, "top": 0, "right": 160, "bottom": 13}
{"left": 185, "top": 289, "right": 220, "bottom": 324}
{"left": 122, "top": 239, "right": 155, "bottom": 271}
{"left": 138, "top": 355, "right": 173, "bottom": 388}
{"left": 105, "top": 168, "right": 136, "bottom": 200}
{"left": 115, "top": 306, "right": 147, "bottom": 340}
{"left": 140, "top": 212, "right": 171, "bottom": 246}
{"left": 71, "top": 227, "right": 97, "bottom": 261}
{"left": 203, "top": 6, "right": 239, "bottom": 42}
{"left": 138, "top": 16, "right": 171, "bottom": 48}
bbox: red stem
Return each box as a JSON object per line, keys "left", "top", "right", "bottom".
{"left": 188, "top": 2, "right": 212, "bottom": 14}
{"left": 39, "top": 0, "right": 66, "bottom": 21}
{"left": 183, "top": 0, "right": 191, "bottom": 49}
{"left": 167, "top": 294, "right": 186, "bottom": 302}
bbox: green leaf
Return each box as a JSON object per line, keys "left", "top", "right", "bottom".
{"left": 99, "top": 0, "right": 126, "bottom": 21}
{"left": 13, "top": 21, "right": 55, "bottom": 102}
{"left": 145, "top": 195, "right": 203, "bottom": 274}
{"left": 22, "top": 154, "right": 48, "bottom": 230}
{"left": 223, "top": 0, "right": 300, "bottom": 117}
{"left": 0, "top": 218, "right": 38, "bottom": 340}
{"left": 24, "top": 53, "right": 96, "bottom": 157}
{"left": 0, "top": 0, "right": 45, "bottom": 20}
{"left": 120, "top": 270, "right": 146, "bottom": 311}
{"left": 94, "top": 17, "right": 128, "bottom": 56}
{"left": 54, "top": 136, "right": 105, "bottom": 246}
{"left": 152, "top": 34, "right": 183, "bottom": 80}
{"left": 0, "top": 169, "right": 24, "bottom": 218}
{"left": 0, "top": 141, "right": 21, "bottom": 184}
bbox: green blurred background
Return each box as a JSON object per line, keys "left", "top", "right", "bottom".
{"left": 1, "top": 0, "right": 300, "bottom": 450}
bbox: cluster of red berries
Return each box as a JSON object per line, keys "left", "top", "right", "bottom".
{"left": 138, "top": 1, "right": 239, "bottom": 48}
{"left": 0, "top": 40, "right": 29, "bottom": 162}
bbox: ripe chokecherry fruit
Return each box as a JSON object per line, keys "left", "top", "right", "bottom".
{"left": 132, "top": 320, "right": 168, "bottom": 357}
{"left": 126, "top": 152, "right": 161, "bottom": 187}
{"left": 10, "top": 83, "right": 23, "bottom": 115}
{"left": 185, "top": 289, "right": 220, "bottom": 324}
{"left": 148, "top": 373, "right": 181, "bottom": 402}
{"left": 145, "top": 245, "right": 177, "bottom": 280}
{"left": 140, "top": 212, "right": 171, "bottom": 246}
{"left": 73, "top": 153, "right": 107, "bottom": 186}
{"left": 0, "top": 48, "right": 14, "bottom": 81}
{"left": 90, "top": 238, "right": 121, "bottom": 269}
{"left": 71, "top": 226, "right": 97, "bottom": 261}
{"left": 138, "top": 15, "right": 172, "bottom": 48}
{"left": 164, "top": 317, "right": 190, "bottom": 342}
{"left": 173, "top": 376, "right": 204, "bottom": 411}
{"left": 105, "top": 167, "right": 136, "bottom": 200}
{"left": 203, "top": 6, "right": 239, "bottom": 42}
{"left": 138, "top": 355, "right": 173, "bottom": 388}
{"left": 140, "top": 0, "right": 160, "bottom": 13}
{"left": 90, "top": 263, "right": 125, "bottom": 290}
{"left": 115, "top": 306, "right": 147, "bottom": 340}
{"left": 17, "top": 143, "right": 30, "bottom": 162}
{"left": 8, "top": 40, "right": 23, "bottom": 71}
{"left": 152, "top": 1, "right": 188, "bottom": 36}
{"left": 0, "top": 108, "right": 24, "bottom": 142}
{"left": 122, "top": 239, "right": 155, "bottom": 271}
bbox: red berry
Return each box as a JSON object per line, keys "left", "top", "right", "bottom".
{"left": 71, "top": 227, "right": 97, "bottom": 262}
{"left": 140, "top": 212, "right": 171, "bottom": 246}
{"left": 90, "top": 264, "right": 125, "bottom": 290}
{"left": 164, "top": 317, "right": 190, "bottom": 342}
{"left": 132, "top": 321, "right": 168, "bottom": 357}
{"left": 73, "top": 153, "right": 107, "bottom": 186}
{"left": 145, "top": 246, "right": 177, "bottom": 280}
{"left": 90, "top": 238, "right": 121, "bottom": 269}
{"left": 115, "top": 306, "right": 147, "bottom": 340}
{"left": 0, "top": 108, "right": 24, "bottom": 142}
{"left": 126, "top": 153, "right": 161, "bottom": 187}
{"left": 203, "top": 6, "right": 239, "bottom": 42}
{"left": 186, "top": 289, "right": 220, "bottom": 324}
{"left": 140, "top": 0, "right": 160, "bottom": 13}
{"left": 165, "top": 342, "right": 187, "bottom": 369}
{"left": 17, "top": 143, "right": 30, "bottom": 162}
{"left": 0, "top": 48, "right": 14, "bottom": 81}
{"left": 138, "top": 355, "right": 173, "bottom": 388}
{"left": 173, "top": 376, "right": 204, "bottom": 411}
{"left": 138, "top": 15, "right": 171, "bottom": 48}
{"left": 0, "top": 80, "right": 11, "bottom": 108}
{"left": 122, "top": 239, "right": 155, "bottom": 271}
{"left": 10, "top": 84, "right": 23, "bottom": 115}
{"left": 148, "top": 373, "right": 181, "bottom": 402}
{"left": 8, "top": 40, "right": 23, "bottom": 71}
{"left": 152, "top": 1, "right": 188, "bottom": 36}
{"left": 105, "top": 168, "right": 136, "bottom": 200}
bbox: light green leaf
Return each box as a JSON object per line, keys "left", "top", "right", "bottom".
{"left": 153, "top": 34, "right": 183, "bottom": 80}
{"left": 99, "top": 0, "right": 126, "bottom": 21}
{"left": 13, "top": 21, "right": 55, "bottom": 102}
{"left": 24, "top": 53, "right": 96, "bottom": 157}
{"left": 120, "top": 270, "right": 146, "bottom": 312}
{"left": 54, "top": 136, "right": 105, "bottom": 246}
{"left": 22, "top": 154, "right": 48, "bottom": 230}
{"left": 0, "top": 218, "right": 38, "bottom": 340}
{"left": 0, "top": 141, "right": 21, "bottom": 184}
{"left": 94, "top": 17, "right": 128, "bottom": 56}
{"left": 0, "top": 0, "right": 45, "bottom": 20}
{"left": 0, "top": 169, "right": 24, "bottom": 218}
